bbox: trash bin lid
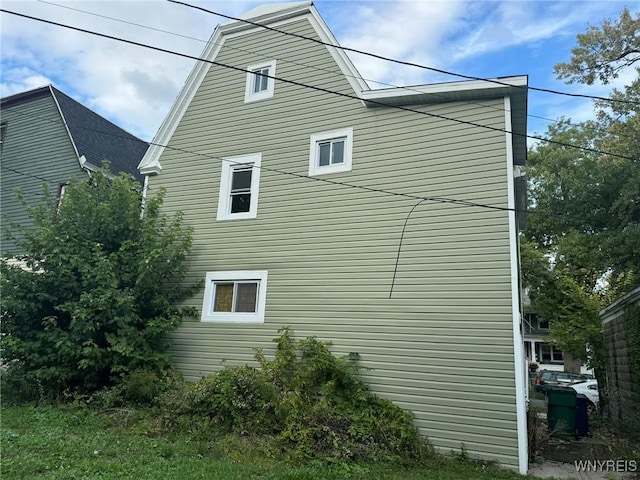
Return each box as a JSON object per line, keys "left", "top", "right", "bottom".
{"left": 547, "top": 385, "right": 577, "bottom": 407}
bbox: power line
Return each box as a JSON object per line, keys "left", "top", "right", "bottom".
{"left": 34, "top": 0, "right": 539, "bottom": 126}
{"left": 3, "top": 107, "right": 576, "bottom": 227}
{"left": 169, "top": 0, "right": 640, "bottom": 108}
{"left": 39, "top": 0, "right": 639, "bottom": 141}
{"left": 35, "top": 0, "right": 640, "bottom": 145}
{"left": 2, "top": 8, "right": 635, "bottom": 163}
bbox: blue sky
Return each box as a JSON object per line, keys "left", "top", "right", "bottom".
{"left": 1, "top": 0, "right": 638, "bottom": 142}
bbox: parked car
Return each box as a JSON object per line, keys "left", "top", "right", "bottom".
{"left": 534, "top": 369, "right": 593, "bottom": 393}
{"left": 570, "top": 380, "right": 599, "bottom": 412}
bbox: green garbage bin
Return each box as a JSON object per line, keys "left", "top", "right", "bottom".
{"left": 547, "top": 386, "right": 577, "bottom": 436}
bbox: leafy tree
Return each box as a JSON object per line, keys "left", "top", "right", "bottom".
{"left": 554, "top": 8, "right": 639, "bottom": 86}
{"left": 523, "top": 8, "right": 640, "bottom": 372}
{"left": 1, "top": 166, "right": 198, "bottom": 399}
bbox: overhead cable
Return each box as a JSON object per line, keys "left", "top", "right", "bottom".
{"left": 168, "top": 0, "right": 640, "bottom": 107}
{"left": 2, "top": 8, "right": 636, "bottom": 162}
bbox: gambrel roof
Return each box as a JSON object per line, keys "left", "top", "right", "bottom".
{"left": 139, "top": 1, "right": 527, "bottom": 176}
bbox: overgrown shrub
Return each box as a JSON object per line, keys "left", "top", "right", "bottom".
{"left": 0, "top": 166, "right": 198, "bottom": 401}
{"left": 158, "top": 365, "right": 279, "bottom": 435}
{"left": 156, "top": 328, "right": 433, "bottom": 464}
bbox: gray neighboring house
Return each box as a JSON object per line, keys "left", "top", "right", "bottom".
{"left": 1, "top": 85, "right": 148, "bottom": 255}
{"left": 139, "top": 2, "right": 529, "bottom": 472}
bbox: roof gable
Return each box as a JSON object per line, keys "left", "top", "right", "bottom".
{"left": 139, "top": 2, "right": 528, "bottom": 174}
{"left": 138, "top": 2, "right": 367, "bottom": 176}
{"left": 1, "top": 85, "right": 148, "bottom": 183}
{"left": 51, "top": 88, "right": 147, "bottom": 182}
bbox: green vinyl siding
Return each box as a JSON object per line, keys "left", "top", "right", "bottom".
{"left": 0, "top": 94, "right": 82, "bottom": 255}
{"left": 149, "top": 17, "right": 521, "bottom": 467}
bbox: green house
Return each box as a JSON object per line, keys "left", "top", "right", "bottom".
{"left": 1, "top": 85, "right": 147, "bottom": 255}
{"left": 139, "top": 2, "right": 529, "bottom": 472}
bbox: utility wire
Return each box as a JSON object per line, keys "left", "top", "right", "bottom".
{"left": 4, "top": 107, "right": 579, "bottom": 226}
{"left": 34, "top": 0, "right": 640, "bottom": 145}
{"left": 36, "top": 0, "right": 513, "bottom": 121}
{"left": 36, "top": 0, "right": 574, "bottom": 130}
{"left": 169, "top": 0, "right": 640, "bottom": 107}
{"left": 2, "top": 8, "right": 636, "bottom": 162}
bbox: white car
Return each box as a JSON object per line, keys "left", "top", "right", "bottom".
{"left": 570, "top": 380, "right": 599, "bottom": 411}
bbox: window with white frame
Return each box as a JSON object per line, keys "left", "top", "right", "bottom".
{"left": 201, "top": 270, "right": 268, "bottom": 323}
{"left": 308, "top": 127, "right": 353, "bottom": 176}
{"left": 244, "top": 60, "right": 276, "bottom": 103}
{"left": 217, "top": 153, "right": 261, "bottom": 221}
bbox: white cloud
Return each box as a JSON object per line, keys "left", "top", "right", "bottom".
{"left": 338, "top": 1, "right": 468, "bottom": 86}
{"left": 1, "top": 0, "right": 258, "bottom": 139}
{"left": 1, "top": 0, "right": 638, "bottom": 142}
{"left": 0, "top": 67, "right": 53, "bottom": 95}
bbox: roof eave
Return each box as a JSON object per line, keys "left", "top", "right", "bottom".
{"left": 220, "top": 1, "right": 313, "bottom": 35}
{"left": 361, "top": 76, "right": 528, "bottom": 166}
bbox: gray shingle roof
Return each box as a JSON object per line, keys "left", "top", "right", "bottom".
{"left": 51, "top": 87, "right": 147, "bottom": 183}
{"left": 1, "top": 85, "right": 148, "bottom": 183}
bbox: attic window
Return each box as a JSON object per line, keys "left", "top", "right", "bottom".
{"left": 244, "top": 60, "right": 276, "bottom": 103}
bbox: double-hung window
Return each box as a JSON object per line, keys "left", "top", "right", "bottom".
{"left": 309, "top": 127, "right": 353, "bottom": 176}
{"left": 201, "top": 270, "right": 268, "bottom": 323}
{"left": 244, "top": 60, "right": 276, "bottom": 103}
{"left": 217, "top": 153, "right": 261, "bottom": 221}
{"left": 229, "top": 165, "right": 253, "bottom": 214}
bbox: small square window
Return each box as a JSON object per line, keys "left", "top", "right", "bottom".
{"left": 309, "top": 128, "right": 353, "bottom": 176}
{"left": 244, "top": 60, "right": 276, "bottom": 103}
{"left": 217, "top": 153, "right": 262, "bottom": 221}
{"left": 202, "top": 271, "right": 268, "bottom": 323}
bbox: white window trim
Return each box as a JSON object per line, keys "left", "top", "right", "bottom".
{"left": 308, "top": 127, "right": 353, "bottom": 176}
{"left": 217, "top": 153, "right": 262, "bottom": 221}
{"left": 244, "top": 60, "right": 277, "bottom": 103}
{"left": 201, "top": 270, "right": 268, "bottom": 323}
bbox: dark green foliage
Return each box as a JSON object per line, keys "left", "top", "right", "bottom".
{"left": 1, "top": 166, "right": 198, "bottom": 400}
{"left": 522, "top": 9, "right": 639, "bottom": 375}
{"left": 159, "top": 365, "right": 279, "bottom": 435}
{"left": 157, "top": 328, "right": 432, "bottom": 464}
{"left": 621, "top": 303, "right": 640, "bottom": 440}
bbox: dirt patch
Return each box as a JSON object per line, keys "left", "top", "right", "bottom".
{"left": 543, "top": 436, "right": 612, "bottom": 463}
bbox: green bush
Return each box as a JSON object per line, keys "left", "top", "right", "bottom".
{"left": 156, "top": 328, "right": 432, "bottom": 464}
{"left": 0, "top": 166, "right": 198, "bottom": 401}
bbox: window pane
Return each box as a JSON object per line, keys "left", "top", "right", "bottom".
{"left": 332, "top": 140, "right": 345, "bottom": 164}
{"left": 231, "top": 168, "right": 252, "bottom": 191}
{"left": 252, "top": 70, "right": 263, "bottom": 93}
{"left": 318, "top": 142, "right": 331, "bottom": 166}
{"left": 214, "top": 283, "right": 233, "bottom": 312}
{"left": 552, "top": 347, "right": 564, "bottom": 362}
{"left": 260, "top": 69, "right": 269, "bottom": 91}
{"left": 231, "top": 193, "right": 251, "bottom": 213}
{"left": 235, "top": 282, "right": 258, "bottom": 312}
{"left": 252, "top": 68, "right": 269, "bottom": 93}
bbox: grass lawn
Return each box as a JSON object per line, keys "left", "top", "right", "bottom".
{"left": 0, "top": 404, "right": 543, "bottom": 480}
